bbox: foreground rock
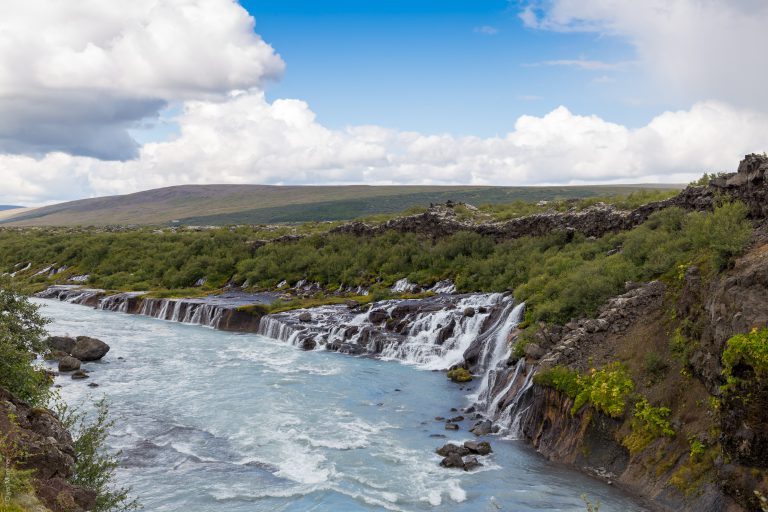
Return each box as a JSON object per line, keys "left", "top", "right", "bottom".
{"left": 70, "top": 336, "right": 110, "bottom": 361}
{"left": 46, "top": 336, "right": 76, "bottom": 354}
{"left": 0, "top": 387, "right": 96, "bottom": 511}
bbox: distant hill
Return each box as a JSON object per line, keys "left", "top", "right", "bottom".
{"left": 0, "top": 184, "right": 683, "bottom": 227}
{"left": 0, "top": 205, "right": 23, "bottom": 211}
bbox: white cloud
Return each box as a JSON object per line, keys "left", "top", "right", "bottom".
{"left": 534, "top": 59, "right": 628, "bottom": 71}
{"left": 0, "top": 0, "right": 283, "bottom": 159}
{"left": 519, "top": 0, "right": 768, "bottom": 109}
{"left": 1, "top": 93, "right": 765, "bottom": 205}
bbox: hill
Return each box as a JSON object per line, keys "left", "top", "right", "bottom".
{"left": 0, "top": 183, "right": 682, "bottom": 226}
{"left": 0, "top": 204, "right": 23, "bottom": 210}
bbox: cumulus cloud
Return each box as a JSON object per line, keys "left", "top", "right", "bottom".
{"left": 0, "top": 0, "right": 283, "bottom": 159}
{"left": 519, "top": 0, "right": 768, "bottom": 109}
{"left": 1, "top": 93, "right": 765, "bottom": 205}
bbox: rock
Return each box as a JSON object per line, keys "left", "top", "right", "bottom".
{"left": 463, "top": 307, "right": 476, "bottom": 317}
{"left": 57, "top": 356, "right": 81, "bottom": 372}
{"left": 447, "top": 367, "right": 472, "bottom": 382}
{"left": 524, "top": 342, "right": 545, "bottom": 359}
{"left": 464, "top": 440, "right": 492, "bottom": 455}
{"left": 71, "top": 370, "right": 89, "bottom": 380}
{"left": 440, "top": 453, "right": 465, "bottom": 469}
{"left": 368, "top": 309, "right": 389, "bottom": 323}
{"left": 470, "top": 420, "right": 493, "bottom": 436}
{"left": 462, "top": 456, "right": 483, "bottom": 471}
{"left": 436, "top": 443, "right": 470, "bottom": 457}
{"left": 445, "top": 423, "right": 459, "bottom": 431}
{"left": 70, "top": 336, "right": 109, "bottom": 362}
{"left": 87, "top": 383, "right": 99, "bottom": 388}
{"left": 299, "top": 337, "right": 316, "bottom": 350}
{"left": 429, "top": 434, "right": 447, "bottom": 438}
{"left": 448, "top": 415, "right": 465, "bottom": 422}
{"left": 298, "top": 312, "right": 312, "bottom": 322}
{"left": 46, "top": 336, "right": 76, "bottom": 354}
{"left": 434, "top": 416, "right": 445, "bottom": 421}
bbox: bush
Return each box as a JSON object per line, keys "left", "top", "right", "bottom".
{"left": 623, "top": 398, "right": 675, "bottom": 454}
{"left": 0, "top": 286, "right": 51, "bottom": 406}
{"left": 447, "top": 368, "right": 472, "bottom": 382}
{"left": 57, "top": 399, "right": 139, "bottom": 512}
{"left": 572, "top": 363, "right": 634, "bottom": 418}
{"left": 721, "top": 327, "right": 768, "bottom": 392}
{"left": 533, "top": 366, "right": 581, "bottom": 399}
{"left": 643, "top": 351, "right": 669, "bottom": 380}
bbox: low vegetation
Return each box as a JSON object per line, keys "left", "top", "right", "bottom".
{"left": 721, "top": 327, "right": 768, "bottom": 393}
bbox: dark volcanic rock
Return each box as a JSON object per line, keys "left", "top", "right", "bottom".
{"left": 470, "top": 420, "right": 493, "bottom": 436}
{"left": 436, "top": 443, "right": 470, "bottom": 457}
{"left": 444, "top": 423, "right": 459, "bottom": 431}
{"left": 368, "top": 309, "right": 389, "bottom": 324}
{"left": 70, "top": 336, "right": 110, "bottom": 361}
{"left": 57, "top": 356, "right": 81, "bottom": 372}
{"left": 46, "top": 336, "right": 76, "bottom": 354}
{"left": 0, "top": 387, "right": 96, "bottom": 511}
{"left": 298, "top": 312, "right": 312, "bottom": 322}
{"left": 299, "top": 337, "right": 317, "bottom": 350}
{"left": 440, "top": 453, "right": 465, "bottom": 469}
{"left": 462, "top": 456, "right": 482, "bottom": 471}
{"left": 71, "top": 370, "right": 89, "bottom": 380}
{"left": 464, "top": 440, "right": 492, "bottom": 456}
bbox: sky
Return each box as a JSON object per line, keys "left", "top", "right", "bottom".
{"left": 1, "top": 0, "right": 767, "bottom": 206}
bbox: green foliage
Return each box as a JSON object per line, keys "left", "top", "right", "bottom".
{"left": 572, "top": 363, "right": 634, "bottom": 418}
{"left": 689, "top": 172, "right": 728, "bottom": 186}
{"left": 580, "top": 493, "right": 601, "bottom": 512}
{"left": 721, "top": 327, "right": 768, "bottom": 392}
{"left": 57, "top": 399, "right": 140, "bottom": 512}
{"left": 447, "top": 368, "right": 472, "bottom": 382}
{"left": 684, "top": 201, "right": 752, "bottom": 271}
{"left": 688, "top": 436, "right": 706, "bottom": 462}
{"left": 533, "top": 366, "right": 581, "bottom": 399}
{"left": 0, "top": 417, "right": 35, "bottom": 508}
{"left": 0, "top": 285, "right": 51, "bottom": 406}
{"left": 623, "top": 398, "right": 675, "bottom": 454}
{"left": 643, "top": 351, "right": 669, "bottom": 380}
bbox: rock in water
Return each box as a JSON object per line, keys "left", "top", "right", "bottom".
{"left": 368, "top": 309, "right": 389, "bottom": 323}
{"left": 436, "top": 443, "right": 470, "bottom": 457}
{"left": 446, "top": 367, "right": 472, "bottom": 382}
{"left": 444, "top": 423, "right": 459, "bottom": 431}
{"left": 299, "top": 337, "right": 317, "bottom": 350}
{"left": 470, "top": 420, "right": 493, "bottom": 436}
{"left": 58, "top": 356, "right": 81, "bottom": 372}
{"left": 70, "top": 336, "right": 110, "bottom": 361}
{"left": 71, "top": 370, "right": 89, "bottom": 380}
{"left": 298, "top": 312, "right": 312, "bottom": 322}
{"left": 46, "top": 335, "right": 76, "bottom": 354}
{"left": 439, "top": 453, "right": 465, "bottom": 469}
{"left": 462, "top": 456, "right": 483, "bottom": 471}
{"left": 464, "top": 440, "right": 492, "bottom": 455}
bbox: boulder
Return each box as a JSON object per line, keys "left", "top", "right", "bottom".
{"left": 463, "top": 307, "right": 476, "bottom": 317}
{"left": 298, "top": 312, "right": 312, "bottom": 322}
{"left": 470, "top": 420, "right": 493, "bottom": 436}
{"left": 70, "top": 336, "right": 109, "bottom": 362}
{"left": 440, "top": 453, "right": 465, "bottom": 469}
{"left": 58, "top": 356, "right": 81, "bottom": 372}
{"left": 444, "top": 423, "right": 459, "bottom": 431}
{"left": 462, "top": 456, "right": 482, "bottom": 471}
{"left": 448, "top": 415, "right": 465, "bottom": 422}
{"left": 368, "top": 309, "right": 389, "bottom": 323}
{"left": 464, "top": 440, "right": 492, "bottom": 455}
{"left": 436, "top": 443, "right": 470, "bottom": 457}
{"left": 447, "top": 367, "right": 472, "bottom": 383}
{"left": 71, "top": 370, "right": 89, "bottom": 380}
{"left": 46, "top": 336, "right": 76, "bottom": 354}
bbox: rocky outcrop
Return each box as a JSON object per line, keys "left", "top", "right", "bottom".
{"left": 0, "top": 387, "right": 96, "bottom": 512}
{"left": 534, "top": 281, "right": 667, "bottom": 370}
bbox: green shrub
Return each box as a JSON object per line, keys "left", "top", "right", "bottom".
{"left": 643, "top": 351, "right": 669, "bottom": 380}
{"left": 623, "top": 398, "right": 675, "bottom": 454}
{"left": 721, "top": 327, "right": 768, "bottom": 392}
{"left": 533, "top": 366, "right": 581, "bottom": 399}
{"left": 0, "top": 286, "right": 51, "bottom": 406}
{"left": 572, "top": 363, "right": 634, "bottom": 418}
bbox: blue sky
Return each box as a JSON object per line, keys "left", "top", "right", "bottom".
{"left": 240, "top": 0, "right": 655, "bottom": 136}
{"left": 3, "top": 0, "right": 767, "bottom": 205}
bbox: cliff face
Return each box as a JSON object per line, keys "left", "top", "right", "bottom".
{"left": 0, "top": 388, "right": 96, "bottom": 512}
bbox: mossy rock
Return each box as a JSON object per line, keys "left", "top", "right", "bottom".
{"left": 447, "top": 368, "right": 472, "bottom": 383}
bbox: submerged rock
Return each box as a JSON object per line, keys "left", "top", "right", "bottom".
{"left": 71, "top": 370, "right": 89, "bottom": 380}
{"left": 444, "top": 423, "right": 459, "bottom": 431}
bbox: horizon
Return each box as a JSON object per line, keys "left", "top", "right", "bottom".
{"left": 1, "top": 1, "right": 767, "bottom": 206}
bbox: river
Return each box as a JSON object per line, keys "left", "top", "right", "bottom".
{"left": 36, "top": 298, "right": 647, "bottom": 512}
